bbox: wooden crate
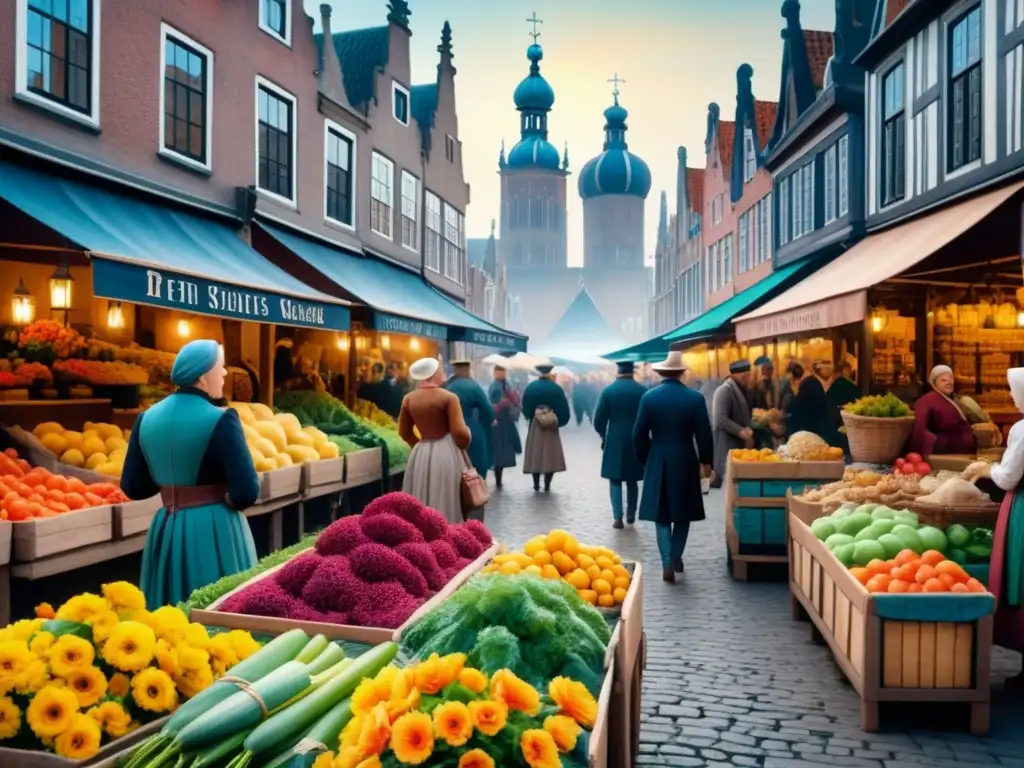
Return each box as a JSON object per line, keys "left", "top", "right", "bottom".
{"left": 726, "top": 457, "right": 844, "bottom": 581}
{"left": 788, "top": 512, "right": 993, "bottom": 733}
{"left": 13, "top": 505, "right": 113, "bottom": 561}
{"left": 345, "top": 448, "right": 383, "bottom": 487}
{"left": 0, "top": 714, "right": 166, "bottom": 767}
{"left": 787, "top": 491, "right": 827, "bottom": 526}
{"left": 191, "top": 543, "right": 499, "bottom": 643}
{"left": 587, "top": 651, "right": 616, "bottom": 768}
{"left": 301, "top": 457, "right": 344, "bottom": 490}
{"left": 258, "top": 464, "right": 303, "bottom": 501}
{"left": 113, "top": 496, "right": 161, "bottom": 539}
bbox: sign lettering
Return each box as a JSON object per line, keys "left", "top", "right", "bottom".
{"left": 374, "top": 313, "right": 448, "bottom": 340}
{"left": 752, "top": 309, "right": 825, "bottom": 338}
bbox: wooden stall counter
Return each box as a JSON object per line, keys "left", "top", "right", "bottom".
{"left": 0, "top": 399, "right": 114, "bottom": 432}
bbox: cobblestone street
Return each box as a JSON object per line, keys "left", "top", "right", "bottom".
{"left": 483, "top": 422, "right": 1024, "bottom": 767}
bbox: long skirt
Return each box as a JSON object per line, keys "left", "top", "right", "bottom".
{"left": 404, "top": 433, "right": 464, "bottom": 524}
{"left": 491, "top": 419, "right": 522, "bottom": 469}
{"left": 990, "top": 490, "right": 1024, "bottom": 652}
{"left": 522, "top": 422, "right": 566, "bottom": 475}
{"left": 140, "top": 502, "right": 257, "bottom": 609}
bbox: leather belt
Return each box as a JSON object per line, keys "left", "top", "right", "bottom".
{"left": 160, "top": 484, "right": 229, "bottom": 513}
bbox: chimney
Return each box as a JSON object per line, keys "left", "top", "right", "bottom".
{"left": 675, "top": 146, "right": 687, "bottom": 224}
{"left": 318, "top": 4, "right": 351, "bottom": 108}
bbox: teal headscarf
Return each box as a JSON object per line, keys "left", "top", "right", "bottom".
{"left": 171, "top": 340, "right": 221, "bottom": 387}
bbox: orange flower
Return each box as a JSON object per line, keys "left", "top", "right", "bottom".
{"left": 458, "top": 749, "right": 496, "bottom": 768}
{"left": 548, "top": 677, "right": 597, "bottom": 728}
{"left": 489, "top": 669, "right": 540, "bottom": 715}
{"left": 107, "top": 674, "right": 130, "bottom": 699}
{"left": 413, "top": 653, "right": 465, "bottom": 694}
{"left": 432, "top": 700, "right": 472, "bottom": 747}
{"left": 351, "top": 667, "right": 399, "bottom": 716}
{"left": 386, "top": 668, "right": 421, "bottom": 721}
{"left": 543, "top": 714, "right": 581, "bottom": 752}
{"left": 458, "top": 667, "right": 488, "bottom": 694}
{"left": 467, "top": 700, "right": 507, "bottom": 737}
{"left": 355, "top": 703, "right": 391, "bottom": 757}
{"left": 520, "top": 729, "right": 561, "bottom": 768}
{"left": 34, "top": 603, "right": 55, "bottom": 620}
{"left": 389, "top": 711, "right": 434, "bottom": 765}
{"left": 354, "top": 758, "right": 382, "bottom": 768}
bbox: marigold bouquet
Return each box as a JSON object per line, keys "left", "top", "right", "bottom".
{"left": 315, "top": 652, "right": 598, "bottom": 768}
{"left": 0, "top": 581, "right": 259, "bottom": 761}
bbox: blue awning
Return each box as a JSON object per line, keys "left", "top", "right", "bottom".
{"left": 259, "top": 223, "right": 527, "bottom": 352}
{"left": 0, "top": 162, "right": 350, "bottom": 331}
{"left": 603, "top": 258, "right": 816, "bottom": 361}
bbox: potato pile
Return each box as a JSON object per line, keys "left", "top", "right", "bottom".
{"left": 229, "top": 402, "right": 339, "bottom": 472}
{"left": 33, "top": 420, "right": 129, "bottom": 478}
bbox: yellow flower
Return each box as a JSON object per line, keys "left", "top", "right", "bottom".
{"left": 107, "top": 673, "right": 130, "bottom": 699}
{"left": 489, "top": 669, "right": 541, "bottom": 716}
{"left": 154, "top": 639, "right": 178, "bottom": 676}
{"left": 432, "top": 700, "right": 472, "bottom": 747}
{"left": 0, "top": 695, "right": 22, "bottom": 740}
{"left": 547, "top": 677, "right": 597, "bottom": 728}
{"left": 225, "top": 630, "right": 260, "bottom": 661}
{"left": 520, "top": 729, "right": 561, "bottom": 768}
{"left": 206, "top": 634, "right": 239, "bottom": 677}
{"left": 332, "top": 747, "right": 365, "bottom": 768}
{"left": 54, "top": 712, "right": 102, "bottom": 761}
{"left": 88, "top": 700, "right": 135, "bottom": 738}
{"left": 63, "top": 666, "right": 108, "bottom": 708}
{"left": 56, "top": 594, "right": 108, "bottom": 624}
{"left": 150, "top": 606, "right": 190, "bottom": 644}
{"left": 389, "top": 710, "right": 434, "bottom": 765}
{"left": 14, "top": 657, "right": 49, "bottom": 696}
{"left": 34, "top": 602, "right": 56, "bottom": 620}
{"left": 413, "top": 653, "right": 464, "bottom": 694}
{"left": 467, "top": 700, "right": 507, "bottom": 737}
{"left": 29, "top": 631, "right": 55, "bottom": 657}
{"left": 101, "top": 581, "right": 147, "bottom": 616}
{"left": 173, "top": 662, "right": 214, "bottom": 699}
{"left": 48, "top": 635, "right": 95, "bottom": 678}
{"left": 351, "top": 666, "right": 399, "bottom": 716}
{"left": 0, "top": 619, "right": 43, "bottom": 644}
{"left": 383, "top": 667, "right": 420, "bottom": 721}
{"left": 185, "top": 623, "right": 211, "bottom": 651}
{"left": 0, "top": 640, "right": 34, "bottom": 693}
{"left": 543, "top": 715, "right": 581, "bottom": 752}
{"left": 458, "top": 667, "right": 488, "bottom": 694}
{"left": 356, "top": 703, "right": 391, "bottom": 756}
{"left": 178, "top": 645, "right": 210, "bottom": 673}
{"left": 340, "top": 713, "right": 362, "bottom": 750}
{"left": 458, "top": 749, "right": 496, "bottom": 768}
{"left": 132, "top": 668, "right": 178, "bottom": 713}
{"left": 102, "top": 621, "right": 156, "bottom": 672}
{"left": 311, "top": 752, "right": 335, "bottom": 768}
{"left": 26, "top": 685, "right": 79, "bottom": 739}
{"left": 89, "top": 610, "right": 120, "bottom": 645}
{"left": 354, "top": 758, "right": 382, "bottom": 768}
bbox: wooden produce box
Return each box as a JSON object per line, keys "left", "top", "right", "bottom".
{"left": 725, "top": 457, "right": 845, "bottom": 581}
{"left": 301, "top": 457, "right": 344, "bottom": 491}
{"left": 113, "top": 495, "right": 162, "bottom": 539}
{"left": 2, "top": 426, "right": 116, "bottom": 485}
{"left": 788, "top": 512, "right": 994, "bottom": 734}
{"left": 0, "top": 520, "right": 10, "bottom": 566}
{"left": 587, "top": 651, "right": 617, "bottom": 768}
{"left": 13, "top": 505, "right": 114, "bottom": 561}
{"left": 787, "top": 490, "right": 827, "bottom": 526}
{"left": 258, "top": 464, "right": 303, "bottom": 501}
{"left": 344, "top": 448, "right": 383, "bottom": 487}
{"left": 0, "top": 714, "right": 166, "bottom": 767}
{"left": 192, "top": 543, "right": 499, "bottom": 644}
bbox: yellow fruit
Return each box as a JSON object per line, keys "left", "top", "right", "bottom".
{"left": 600, "top": 569, "right": 616, "bottom": 585}
{"left": 541, "top": 564, "right": 561, "bottom": 580}
{"left": 81, "top": 436, "right": 106, "bottom": 458}
{"left": 532, "top": 550, "right": 552, "bottom": 567}
{"left": 611, "top": 554, "right": 622, "bottom": 565}
{"left": 545, "top": 529, "right": 569, "bottom": 553}
{"left": 110, "top": 451, "right": 126, "bottom": 468}
{"left": 287, "top": 431, "right": 316, "bottom": 449}
{"left": 255, "top": 458, "right": 276, "bottom": 473}
{"left": 40, "top": 432, "right": 69, "bottom": 455}
{"left": 93, "top": 423, "right": 123, "bottom": 441}
{"left": 592, "top": 578, "right": 612, "bottom": 596}
{"left": 274, "top": 412, "right": 304, "bottom": 434}
{"left": 274, "top": 453, "right": 293, "bottom": 468}
{"left": 613, "top": 576, "right": 630, "bottom": 590}
{"left": 499, "top": 561, "right": 522, "bottom": 575}
{"left": 285, "top": 445, "right": 319, "bottom": 463}
{"left": 85, "top": 453, "right": 107, "bottom": 470}
{"left": 523, "top": 539, "right": 545, "bottom": 557}
{"left": 95, "top": 462, "right": 121, "bottom": 477}
{"left": 598, "top": 594, "right": 615, "bottom": 607}
{"left": 33, "top": 422, "right": 64, "bottom": 438}
{"left": 612, "top": 587, "right": 628, "bottom": 604}
{"left": 250, "top": 403, "right": 275, "bottom": 421}
{"left": 595, "top": 556, "right": 613, "bottom": 570}
{"left": 493, "top": 554, "right": 514, "bottom": 565}
{"left": 60, "top": 448, "right": 85, "bottom": 468}
{"left": 612, "top": 564, "right": 630, "bottom": 579}
{"left": 585, "top": 565, "right": 602, "bottom": 582}
{"left": 105, "top": 436, "right": 128, "bottom": 454}
{"left": 561, "top": 534, "right": 580, "bottom": 559}
{"left": 253, "top": 437, "right": 278, "bottom": 458}
{"left": 63, "top": 430, "right": 83, "bottom": 451}
{"left": 566, "top": 569, "right": 590, "bottom": 589}
{"left": 253, "top": 422, "right": 287, "bottom": 452}
{"left": 578, "top": 589, "right": 598, "bottom": 605}
{"left": 302, "top": 426, "right": 329, "bottom": 447}
{"left": 512, "top": 553, "right": 534, "bottom": 568}
{"left": 524, "top": 564, "right": 543, "bottom": 576}
{"left": 232, "top": 402, "right": 257, "bottom": 425}
{"left": 81, "top": 430, "right": 100, "bottom": 443}
{"left": 578, "top": 545, "right": 597, "bottom": 558}
{"left": 552, "top": 551, "right": 576, "bottom": 576}
{"left": 576, "top": 554, "right": 596, "bottom": 570}
{"left": 317, "top": 442, "right": 340, "bottom": 459}
{"left": 248, "top": 444, "right": 266, "bottom": 464}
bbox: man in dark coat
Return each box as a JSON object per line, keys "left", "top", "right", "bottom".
{"left": 488, "top": 364, "right": 522, "bottom": 488}
{"left": 445, "top": 360, "right": 495, "bottom": 480}
{"left": 594, "top": 361, "right": 646, "bottom": 529}
{"left": 633, "top": 351, "right": 714, "bottom": 582}
{"left": 522, "top": 364, "right": 571, "bottom": 491}
{"left": 711, "top": 359, "right": 754, "bottom": 486}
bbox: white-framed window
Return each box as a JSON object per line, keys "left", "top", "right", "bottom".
{"left": 15, "top": 0, "right": 102, "bottom": 128}
{"left": 706, "top": 245, "right": 715, "bottom": 291}
{"left": 743, "top": 128, "right": 756, "bottom": 182}
{"left": 712, "top": 194, "right": 724, "bottom": 225}
{"left": 324, "top": 121, "right": 355, "bottom": 229}
{"left": 443, "top": 203, "right": 465, "bottom": 285}
{"left": 752, "top": 204, "right": 761, "bottom": 267}
{"left": 445, "top": 134, "right": 457, "bottom": 163}
{"left": 400, "top": 171, "right": 419, "bottom": 251}
{"left": 802, "top": 162, "right": 813, "bottom": 234}
{"left": 761, "top": 192, "right": 772, "bottom": 264}
{"left": 255, "top": 77, "right": 297, "bottom": 204}
{"left": 779, "top": 178, "right": 790, "bottom": 246}
{"left": 738, "top": 212, "right": 749, "bottom": 273}
{"left": 392, "top": 82, "right": 410, "bottom": 126}
{"left": 880, "top": 62, "right": 906, "bottom": 205}
{"left": 823, "top": 146, "right": 837, "bottom": 224}
{"left": 159, "top": 25, "right": 213, "bottom": 172}
{"left": 723, "top": 234, "right": 733, "bottom": 284}
{"left": 424, "top": 191, "right": 442, "bottom": 273}
{"left": 791, "top": 171, "right": 803, "bottom": 239}
{"left": 947, "top": 5, "right": 983, "bottom": 172}
{"left": 259, "top": 0, "right": 291, "bottom": 45}
{"left": 370, "top": 151, "right": 394, "bottom": 239}
{"left": 838, "top": 136, "right": 849, "bottom": 217}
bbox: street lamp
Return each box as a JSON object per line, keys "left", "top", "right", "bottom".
{"left": 107, "top": 301, "right": 126, "bottom": 330}
{"left": 11, "top": 279, "right": 35, "bottom": 326}
{"left": 49, "top": 263, "right": 73, "bottom": 325}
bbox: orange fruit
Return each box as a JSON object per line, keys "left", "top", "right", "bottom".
{"left": 595, "top": 556, "right": 613, "bottom": 570}
{"left": 45, "top": 501, "right": 70, "bottom": 514}
{"left": 613, "top": 576, "right": 630, "bottom": 590}
{"left": 612, "top": 587, "right": 627, "bottom": 604}
{"left": 935, "top": 561, "right": 969, "bottom": 582}
{"left": 524, "top": 564, "right": 543, "bottom": 576}
{"left": 887, "top": 579, "right": 910, "bottom": 593}
{"left": 592, "top": 578, "right": 612, "bottom": 596}
{"left": 907, "top": 583, "right": 924, "bottom": 593}
{"left": 599, "top": 568, "right": 616, "bottom": 584}
{"left": 597, "top": 594, "right": 615, "bottom": 607}
{"left": 44, "top": 475, "right": 69, "bottom": 493}
{"left": 579, "top": 589, "right": 598, "bottom": 604}
{"left": 26, "top": 494, "right": 45, "bottom": 506}
{"left": 532, "top": 550, "right": 553, "bottom": 567}
{"left": 566, "top": 569, "right": 590, "bottom": 589}
{"left": 866, "top": 559, "right": 889, "bottom": 576}
{"left": 965, "top": 578, "right": 986, "bottom": 593}
{"left": 850, "top": 567, "right": 871, "bottom": 585}
{"left": 923, "top": 578, "right": 947, "bottom": 592}
{"left": 585, "top": 565, "right": 602, "bottom": 582}
{"left": 545, "top": 529, "right": 569, "bottom": 553}
{"left": 865, "top": 574, "right": 891, "bottom": 593}
{"left": 45, "top": 489, "right": 65, "bottom": 504}
{"left": 920, "top": 550, "right": 945, "bottom": 566}
{"left": 540, "top": 564, "right": 561, "bottom": 580}
{"left": 950, "top": 583, "right": 970, "bottom": 593}
{"left": 915, "top": 565, "right": 937, "bottom": 584}
{"left": 83, "top": 492, "right": 105, "bottom": 507}
{"left": 552, "top": 551, "right": 576, "bottom": 576}
{"left": 612, "top": 564, "right": 630, "bottom": 578}
{"left": 5, "top": 499, "right": 30, "bottom": 521}
{"left": 937, "top": 573, "right": 957, "bottom": 589}
{"left": 66, "top": 477, "right": 87, "bottom": 495}
{"left": 576, "top": 554, "right": 596, "bottom": 570}
{"left": 894, "top": 549, "right": 919, "bottom": 566}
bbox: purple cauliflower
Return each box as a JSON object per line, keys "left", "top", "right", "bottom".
{"left": 348, "top": 542, "right": 429, "bottom": 598}
{"left": 323, "top": 612, "right": 351, "bottom": 626}
{"left": 395, "top": 542, "right": 446, "bottom": 591}
{"left": 428, "top": 539, "right": 459, "bottom": 568}
{"left": 461, "top": 519, "right": 493, "bottom": 546}
{"left": 288, "top": 603, "right": 329, "bottom": 623}
{"left": 316, "top": 516, "right": 370, "bottom": 557}
{"left": 349, "top": 581, "right": 422, "bottom": 629}
{"left": 301, "top": 556, "right": 364, "bottom": 612}
{"left": 275, "top": 550, "right": 323, "bottom": 597}
{"left": 362, "top": 492, "right": 424, "bottom": 521}
{"left": 359, "top": 513, "right": 425, "bottom": 547}
{"left": 223, "top": 579, "right": 294, "bottom": 618}
{"left": 415, "top": 507, "right": 450, "bottom": 542}
{"left": 447, "top": 526, "right": 485, "bottom": 559}
{"left": 443, "top": 564, "right": 468, "bottom": 582}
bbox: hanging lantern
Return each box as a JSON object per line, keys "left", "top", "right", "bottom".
{"left": 380, "top": 334, "right": 391, "bottom": 350}
{"left": 49, "top": 263, "right": 73, "bottom": 311}
{"left": 410, "top": 338, "right": 421, "bottom": 352}
{"left": 177, "top": 319, "right": 191, "bottom": 338}
{"left": 107, "top": 301, "right": 126, "bottom": 329}
{"left": 11, "top": 279, "right": 35, "bottom": 326}
{"left": 336, "top": 335, "right": 349, "bottom": 351}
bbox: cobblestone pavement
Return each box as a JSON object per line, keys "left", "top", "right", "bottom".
{"left": 483, "top": 422, "right": 1024, "bottom": 767}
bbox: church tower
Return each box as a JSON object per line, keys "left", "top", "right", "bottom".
{"left": 498, "top": 14, "right": 569, "bottom": 269}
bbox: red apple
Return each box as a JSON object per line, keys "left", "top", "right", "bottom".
{"left": 914, "top": 462, "right": 931, "bottom": 475}
{"left": 905, "top": 452, "right": 923, "bottom": 464}
{"left": 894, "top": 457, "right": 906, "bottom": 469}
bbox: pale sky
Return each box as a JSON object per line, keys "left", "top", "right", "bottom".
{"left": 310, "top": 1, "right": 837, "bottom": 267}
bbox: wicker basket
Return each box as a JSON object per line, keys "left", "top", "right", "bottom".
{"left": 905, "top": 499, "right": 1001, "bottom": 528}
{"left": 840, "top": 411, "right": 915, "bottom": 464}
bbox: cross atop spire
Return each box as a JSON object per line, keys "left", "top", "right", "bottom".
{"left": 526, "top": 12, "right": 543, "bottom": 43}
{"left": 608, "top": 73, "right": 625, "bottom": 102}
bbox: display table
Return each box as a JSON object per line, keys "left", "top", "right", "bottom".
{"left": 0, "top": 399, "right": 116, "bottom": 433}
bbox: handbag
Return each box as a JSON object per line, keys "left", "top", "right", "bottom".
{"left": 460, "top": 449, "right": 490, "bottom": 514}
{"left": 534, "top": 406, "right": 558, "bottom": 430}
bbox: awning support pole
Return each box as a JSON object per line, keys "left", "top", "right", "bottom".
{"left": 259, "top": 323, "right": 275, "bottom": 407}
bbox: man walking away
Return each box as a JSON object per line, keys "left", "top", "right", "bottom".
{"left": 711, "top": 359, "right": 754, "bottom": 488}
{"left": 488, "top": 363, "right": 523, "bottom": 489}
{"left": 633, "top": 351, "right": 714, "bottom": 582}
{"left": 445, "top": 360, "right": 495, "bottom": 482}
{"left": 594, "top": 361, "right": 646, "bottom": 529}
{"left": 522, "top": 364, "right": 571, "bottom": 491}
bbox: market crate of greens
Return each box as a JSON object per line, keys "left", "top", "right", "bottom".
{"left": 191, "top": 493, "right": 498, "bottom": 642}
{"left": 0, "top": 582, "right": 263, "bottom": 766}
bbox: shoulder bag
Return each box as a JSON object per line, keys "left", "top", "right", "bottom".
{"left": 460, "top": 449, "right": 490, "bottom": 515}
{"left": 533, "top": 406, "right": 558, "bottom": 430}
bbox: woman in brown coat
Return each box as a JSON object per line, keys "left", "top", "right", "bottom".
{"left": 398, "top": 357, "right": 471, "bottom": 523}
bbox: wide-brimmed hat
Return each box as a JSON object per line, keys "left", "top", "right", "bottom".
{"left": 409, "top": 357, "right": 440, "bottom": 381}
{"left": 652, "top": 351, "right": 687, "bottom": 373}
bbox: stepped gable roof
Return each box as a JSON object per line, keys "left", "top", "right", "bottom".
{"left": 326, "top": 26, "right": 390, "bottom": 109}
{"left": 804, "top": 30, "right": 835, "bottom": 89}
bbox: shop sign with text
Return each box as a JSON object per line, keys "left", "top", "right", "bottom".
{"left": 455, "top": 328, "right": 527, "bottom": 352}
{"left": 736, "top": 292, "right": 866, "bottom": 343}
{"left": 373, "top": 312, "right": 448, "bottom": 340}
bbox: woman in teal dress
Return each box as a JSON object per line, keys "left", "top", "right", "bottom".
{"left": 122, "top": 340, "right": 260, "bottom": 608}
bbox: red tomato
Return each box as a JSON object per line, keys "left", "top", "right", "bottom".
{"left": 894, "top": 457, "right": 906, "bottom": 469}
{"left": 914, "top": 462, "right": 931, "bottom": 475}
{"left": 905, "top": 452, "right": 923, "bottom": 464}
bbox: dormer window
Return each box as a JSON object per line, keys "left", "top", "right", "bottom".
{"left": 445, "top": 135, "right": 457, "bottom": 163}
{"left": 743, "top": 128, "right": 756, "bottom": 182}
{"left": 392, "top": 82, "right": 409, "bottom": 126}
{"left": 259, "top": 0, "right": 290, "bottom": 46}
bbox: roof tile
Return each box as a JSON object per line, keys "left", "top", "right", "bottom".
{"left": 885, "top": 0, "right": 911, "bottom": 28}
{"left": 753, "top": 100, "right": 777, "bottom": 150}
{"left": 686, "top": 168, "right": 704, "bottom": 212}
{"left": 803, "top": 30, "right": 835, "bottom": 89}
{"left": 718, "top": 120, "right": 736, "bottom": 169}
{"left": 329, "top": 26, "right": 390, "bottom": 110}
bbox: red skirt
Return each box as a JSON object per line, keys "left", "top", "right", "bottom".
{"left": 989, "top": 490, "right": 1024, "bottom": 652}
